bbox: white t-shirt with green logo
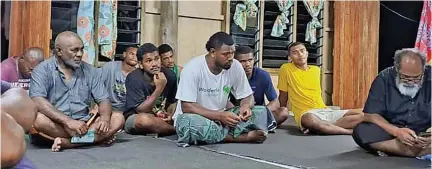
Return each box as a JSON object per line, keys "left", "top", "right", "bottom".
{"left": 173, "top": 55, "right": 253, "bottom": 120}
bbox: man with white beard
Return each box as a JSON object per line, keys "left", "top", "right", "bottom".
{"left": 352, "top": 48, "right": 431, "bottom": 157}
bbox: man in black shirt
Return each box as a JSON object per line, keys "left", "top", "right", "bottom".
{"left": 353, "top": 48, "right": 431, "bottom": 157}
{"left": 124, "top": 43, "right": 177, "bottom": 136}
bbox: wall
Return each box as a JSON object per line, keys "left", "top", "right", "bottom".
{"left": 333, "top": 1, "right": 380, "bottom": 109}
{"left": 141, "top": 1, "right": 225, "bottom": 66}
{"left": 9, "top": 1, "right": 51, "bottom": 58}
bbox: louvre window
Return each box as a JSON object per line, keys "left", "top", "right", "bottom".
{"left": 114, "top": 1, "right": 141, "bottom": 61}
{"left": 296, "top": 2, "right": 324, "bottom": 66}
{"left": 229, "top": 1, "right": 261, "bottom": 65}
{"left": 262, "top": 1, "right": 294, "bottom": 68}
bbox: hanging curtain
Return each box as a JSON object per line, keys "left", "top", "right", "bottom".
{"left": 77, "top": 1, "right": 96, "bottom": 64}
{"left": 271, "top": 0, "right": 293, "bottom": 37}
{"left": 77, "top": 0, "right": 117, "bottom": 65}
{"left": 415, "top": 0, "right": 431, "bottom": 64}
{"left": 98, "top": 0, "right": 117, "bottom": 60}
{"left": 233, "top": 0, "right": 258, "bottom": 31}
{"left": 303, "top": 0, "right": 324, "bottom": 44}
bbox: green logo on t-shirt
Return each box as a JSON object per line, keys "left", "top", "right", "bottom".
{"left": 223, "top": 85, "right": 231, "bottom": 95}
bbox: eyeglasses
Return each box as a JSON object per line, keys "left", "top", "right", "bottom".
{"left": 398, "top": 73, "right": 423, "bottom": 83}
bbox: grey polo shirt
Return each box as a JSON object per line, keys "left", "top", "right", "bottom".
{"left": 29, "top": 57, "right": 109, "bottom": 120}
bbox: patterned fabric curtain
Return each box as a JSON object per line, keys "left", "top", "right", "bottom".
{"left": 303, "top": 0, "right": 324, "bottom": 44}
{"left": 233, "top": 0, "right": 258, "bottom": 31}
{"left": 415, "top": 0, "right": 431, "bottom": 64}
{"left": 271, "top": 0, "right": 293, "bottom": 37}
{"left": 77, "top": 1, "right": 96, "bottom": 65}
{"left": 99, "top": 0, "right": 117, "bottom": 60}
{"left": 77, "top": 0, "right": 117, "bottom": 65}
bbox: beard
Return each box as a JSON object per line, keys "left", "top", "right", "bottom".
{"left": 64, "top": 59, "right": 81, "bottom": 69}
{"left": 223, "top": 63, "right": 232, "bottom": 70}
{"left": 216, "top": 60, "right": 232, "bottom": 70}
{"left": 396, "top": 78, "right": 422, "bottom": 98}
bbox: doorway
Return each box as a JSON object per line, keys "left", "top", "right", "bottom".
{"left": 378, "top": 1, "right": 423, "bottom": 72}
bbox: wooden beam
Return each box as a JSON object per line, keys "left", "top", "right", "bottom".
{"left": 333, "top": 1, "right": 379, "bottom": 109}
{"left": 321, "top": 1, "right": 333, "bottom": 105}
{"left": 258, "top": 0, "right": 265, "bottom": 68}
{"left": 160, "top": 0, "right": 178, "bottom": 63}
{"left": 9, "top": 1, "right": 51, "bottom": 58}
{"left": 140, "top": 1, "right": 146, "bottom": 45}
{"left": 9, "top": 1, "right": 24, "bottom": 57}
{"left": 221, "top": 0, "right": 230, "bottom": 33}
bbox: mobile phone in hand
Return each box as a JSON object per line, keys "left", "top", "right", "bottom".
{"left": 418, "top": 132, "right": 431, "bottom": 137}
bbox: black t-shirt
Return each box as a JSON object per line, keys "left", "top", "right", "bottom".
{"left": 124, "top": 68, "right": 177, "bottom": 119}
{"left": 363, "top": 65, "right": 431, "bottom": 133}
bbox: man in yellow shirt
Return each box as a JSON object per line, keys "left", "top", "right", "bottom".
{"left": 278, "top": 42, "right": 363, "bottom": 135}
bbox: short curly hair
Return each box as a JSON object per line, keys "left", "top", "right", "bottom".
{"left": 205, "top": 32, "right": 234, "bottom": 52}
{"left": 136, "top": 43, "right": 158, "bottom": 61}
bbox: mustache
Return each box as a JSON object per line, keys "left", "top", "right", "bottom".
{"left": 396, "top": 78, "right": 422, "bottom": 98}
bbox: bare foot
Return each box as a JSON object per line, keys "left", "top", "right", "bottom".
{"left": 302, "top": 128, "right": 310, "bottom": 135}
{"left": 51, "top": 137, "right": 62, "bottom": 152}
{"left": 103, "top": 135, "right": 116, "bottom": 146}
{"left": 246, "top": 130, "right": 267, "bottom": 143}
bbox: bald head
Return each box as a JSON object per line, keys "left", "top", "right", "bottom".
{"left": 55, "top": 31, "right": 82, "bottom": 48}
{"left": 394, "top": 48, "right": 426, "bottom": 76}
{"left": 53, "top": 31, "right": 84, "bottom": 69}
{"left": 17, "top": 47, "right": 45, "bottom": 78}
{"left": 23, "top": 47, "right": 44, "bottom": 63}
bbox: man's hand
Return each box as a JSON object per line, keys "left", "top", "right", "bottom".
{"left": 219, "top": 111, "right": 241, "bottom": 127}
{"left": 154, "top": 72, "right": 167, "bottom": 91}
{"left": 65, "top": 119, "right": 88, "bottom": 136}
{"left": 395, "top": 128, "right": 417, "bottom": 146}
{"left": 415, "top": 136, "right": 431, "bottom": 149}
{"left": 162, "top": 115, "right": 173, "bottom": 124}
{"left": 239, "top": 105, "right": 252, "bottom": 121}
{"left": 95, "top": 120, "right": 110, "bottom": 135}
{"left": 156, "top": 111, "right": 173, "bottom": 124}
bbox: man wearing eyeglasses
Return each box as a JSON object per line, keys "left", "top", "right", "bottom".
{"left": 353, "top": 48, "right": 431, "bottom": 157}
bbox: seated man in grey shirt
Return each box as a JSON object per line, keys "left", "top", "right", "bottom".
{"left": 98, "top": 45, "right": 138, "bottom": 131}
{"left": 29, "top": 31, "right": 122, "bottom": 152}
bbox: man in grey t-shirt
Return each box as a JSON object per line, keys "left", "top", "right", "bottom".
{"left": 98, "top": 45, "right": 138, "bottom": 129}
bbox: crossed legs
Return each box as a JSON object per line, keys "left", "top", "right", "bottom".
{"left": 370, "top": 139, "right": 431, "bottom": 157}
{"left": 353, "top": 122, "right": 430, "bottom": 157}
{"left": 271, "top": 107, "right": 289, "bottom": 125}
{"left": 301, "top": 109, "right": 364, "bottom": 135}
{"left": 175, "top": 112, "right": 268, "bottom": 145}
{"left": 125, "top": 113, "right": 175, "bottom": 136}
{"left": 32, "top": 112, "right": 124, "bottom": 151}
